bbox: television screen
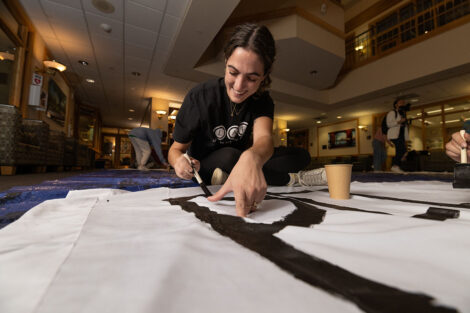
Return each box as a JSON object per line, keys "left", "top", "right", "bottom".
{"left": 328, "top": 128, "right": 356, "bottom": 149}
{"left": 46, "top": 79, "right": 66, "bottom": 126}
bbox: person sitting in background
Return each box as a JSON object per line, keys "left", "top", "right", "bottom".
{"left": 446, "top": 131, "right": 470, "bottom": 162}
{"left": 129, "top": 127, "right": 169, "bottom": 171}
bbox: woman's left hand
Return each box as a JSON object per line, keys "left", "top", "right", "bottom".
{"left": 208, "top": 150, "right": 267, "bottom": 217}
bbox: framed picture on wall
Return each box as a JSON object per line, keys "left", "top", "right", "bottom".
{"left": 328, "top": 128, "right": 356, "bottom": 149}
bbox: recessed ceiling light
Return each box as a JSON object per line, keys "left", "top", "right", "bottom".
{"left": 337, "top": 116, "right": 342, "bottom": 119}
{"left": 131, "top": 71, "right": 141, "bottom": 77}
{"left": 128, "top": 117, "right": 133, "bottom": 120}
{"left": 100, "top": 23, "right": 112, "bottom": 33}
{"left": 78, "top": 60, "right": 88, "bottom": 66}
{"left": 129, "top": 109, "right": 135, "bottom": 112}
{"left": 86, "top": 78, "right": 95, "bottom": 83}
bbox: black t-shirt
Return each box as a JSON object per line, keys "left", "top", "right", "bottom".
{"left": 173, "top": 77, "right": 274, "bottom": 160}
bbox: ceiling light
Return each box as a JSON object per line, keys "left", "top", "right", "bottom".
{"left": 128, "top": 117, "right": 133, "bottom": 120}
{"left": 0, "top": 51, "right": 15, "bottom": 61}
{"left": 78, "top": 60, "right": 88, "bottom": 66}
{"left": 129, "top": 109, "right": 135, "bottom": 112}
{"left": 86, "top": 78, "right": 95, "bottom": 83}
{"left": 155, "top": 110, "right": 167, "bottom": 120}
{"left": 169, "top": 116, "right": 176, "bottom": 120}
{"left": 316, "top": 120, "right": 322, "bottom": 124}
{"left": 43, "top": 60, "right": 66, "bottom": 73}
{"left": 92, "top": 0, "right": 115, "bottom": 13}
{"left": 354, "top": 45, "right": 364, "bottom": 51}
{"left": 169, "top": 102, "right": 182, "bottom": 109}
{"left": 131, "top": 71, "right": 141, "bottom": 77}
{"left": 337, "top": 116, "right": 342, "bottom": 119}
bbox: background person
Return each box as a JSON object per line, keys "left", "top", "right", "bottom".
{"left": 168, "top": 23, "right": 325, "bottom": 218}
{"left": 129, "top": 127, "right": 169, "bottom": 171}
{"left": 386, "top": 99, "right": 409, "bottom": 173}
{"left": 372, "top": 127, "right": 390, "bottom": 172}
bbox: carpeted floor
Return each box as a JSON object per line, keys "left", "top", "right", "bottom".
{"left": 0, "top": 169, "right": 454, "bottom": 229}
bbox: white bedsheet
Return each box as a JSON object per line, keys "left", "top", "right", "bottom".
{"left": 0, "top": 181, "right": 469, "bottom": 313}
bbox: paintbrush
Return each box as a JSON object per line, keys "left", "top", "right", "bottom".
{"left": 453, "top": 125, "right": 470, "bottom": 188}
{"left": 183, "top": 153, "right": 212, "bottom": 197}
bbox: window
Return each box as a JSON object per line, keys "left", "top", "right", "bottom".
{"left": 347, "top": 0, "right": 470, "bottom": 70}
{"left": 0, "top": 28, "right": 17, "bottom": 104}
{"left": 405, "top": 99, "right": 470, "bottom": 152}
{"left": 444, "top": 102, "right": 470, "bottom": 142}
{"left": 423, "top": 115, "right": 443, "bottom": 150}
{"left": 416, "top": 0, "right": 434, "bottom": 13}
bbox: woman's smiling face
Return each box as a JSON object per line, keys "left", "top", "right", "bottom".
{"left": 224, "top": 47, "right": 265, "bottom": 103}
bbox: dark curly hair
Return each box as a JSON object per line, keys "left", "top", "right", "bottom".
{"left": 223, "top": 23, "right": 276, "bottom": 95}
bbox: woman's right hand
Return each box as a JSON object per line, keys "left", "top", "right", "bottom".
{"left": 169, "top": 141, "right": 200, "bottom": 180}
{"left": 174, "top": 154, "right": 200, "bottom": 180}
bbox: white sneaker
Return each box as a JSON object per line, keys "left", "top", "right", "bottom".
{"left": 211, "top": 168, "right": 228, "bottom": 185}
{"left": 390, "top": 165, "right": 404, "bottom": 173}
{"left": 298, "top": 168, "right": 327, "bottom": 186}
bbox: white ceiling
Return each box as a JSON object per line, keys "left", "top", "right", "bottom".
{"left": 18, "top": 0, "right": 470, "bottom": 129}
{"left": 20, "top": 0, "right": 194, "bottom": 127}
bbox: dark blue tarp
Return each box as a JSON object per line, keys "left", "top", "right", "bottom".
{"left": 0, "top": 169, "right": 197, "bottom": 229}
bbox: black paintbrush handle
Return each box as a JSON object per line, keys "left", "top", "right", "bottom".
{"left": 199, "top": 182, "right": 212, "bottom": 197}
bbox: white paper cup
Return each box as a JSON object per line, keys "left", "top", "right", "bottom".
{"left": 324, "top": 164, "right": 353, "bottom": 200}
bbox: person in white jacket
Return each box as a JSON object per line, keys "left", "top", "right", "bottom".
{"left": 386, "top": 99, "right": 409, "bottom": 172}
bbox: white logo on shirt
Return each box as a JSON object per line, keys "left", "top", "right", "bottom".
{"left": 238, "top": 122, "right": 248, "bottom": 137}
{"left": 214, "top": 125, "right": 226, "bottom": 140}
{"left": 213, "top": 122, "right": 248, "bottom": 142}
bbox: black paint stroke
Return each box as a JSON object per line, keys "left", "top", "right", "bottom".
{"left": 167, "top": 193, "right": 457, "bottom": 313}
{"left": 268, "top": 191, "right": 390, "bottom": 215}
{"left": 313, "top": 188, "right": 470, "bottom": 210}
